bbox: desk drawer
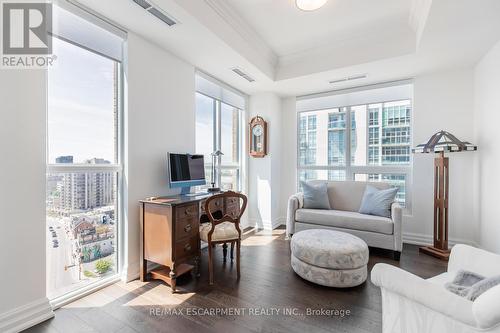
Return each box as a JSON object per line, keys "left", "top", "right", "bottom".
{"left": 176, "top": 217, "right": 199, "bottom": 241}
{"left": 176, "top": 203, "right": 198, "bottom": 219}
{"left": 175, "top": 236, "right": 198, "bottom": 261}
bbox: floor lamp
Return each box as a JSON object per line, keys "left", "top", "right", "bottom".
{"left": 412, "top": 131, "right": 477, "bottom": 260}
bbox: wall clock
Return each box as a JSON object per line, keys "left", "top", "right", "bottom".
{"left": 249, "top": 115, "right": 267, "bottom": 158}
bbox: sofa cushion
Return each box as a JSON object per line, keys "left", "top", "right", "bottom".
{"left": 359, "top": 185, "right": 398, "bottom": 218}
{"left": 306, "top": 180, "right": 391, "bottom": 212}
{"left": 301, "top": 181, "right": 331, "bottom": 209}
{"left": 295, "top": 209, "right": 394, "bottom": 235}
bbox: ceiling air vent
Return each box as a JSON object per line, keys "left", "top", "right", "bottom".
{"left": 329, "top": 73, "right": 367, "bottom": 84}
{"left": 231, "top": 68, "right": 255, "bottom": 82}
{"left": 132, "top": 0, "right": 178, "bottom": 27}
{"left": 132, "top": 0, "right": 151, "bottom": 9}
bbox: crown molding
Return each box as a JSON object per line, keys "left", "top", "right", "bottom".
{"left": 203, "top": 0, "right": 278, "bottom": 69}
{"left": 409, "top": 0, "right": 433, "bottom": 47}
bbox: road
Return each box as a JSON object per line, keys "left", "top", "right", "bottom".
{"left": 46, "top": 217, "right": 88, "bottom": 299}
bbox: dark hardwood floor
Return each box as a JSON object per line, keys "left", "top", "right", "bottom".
{"left": 25, "top": 227, "right": 447, "bottom": 333}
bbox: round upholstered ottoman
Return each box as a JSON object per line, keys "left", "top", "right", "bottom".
{"left": 290, "top": 229, "right": 369, "bottom": 287}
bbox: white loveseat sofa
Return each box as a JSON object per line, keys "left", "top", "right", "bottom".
{"left": 286, "top": 180, "right": 403, "bottom": 259}
{"left": 371, "top": 244, "right": 500, "bottom": 333}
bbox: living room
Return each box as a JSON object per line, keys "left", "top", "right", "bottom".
{"left": 1, "top": 0, "right": 500, "bottom": 332}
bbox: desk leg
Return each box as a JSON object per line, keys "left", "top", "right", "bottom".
{"left": 194, "top": 256, "right": 201, "bottom": 278}
{"left": 169, "top": 269, "right": 177, "bottom": 293}
{"left": 140, "top": 259, "right": 147, "bottom": 282}
{"left": 223, "top": 243, "right": 228, "bottom": 261}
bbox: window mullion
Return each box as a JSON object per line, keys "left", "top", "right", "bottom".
{"left": 215, "top": 100, "right": 222, "bottom": 187}
{"left": 346, "top": 106, "right": 352, "bottom": 180}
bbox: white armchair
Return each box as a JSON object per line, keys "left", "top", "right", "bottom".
{"left": 371, "top": 244, "right": 500, "bottom": 333}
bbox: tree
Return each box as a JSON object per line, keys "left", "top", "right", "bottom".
{"left": 95, "top": 259, "right": 111, "bottom": 274}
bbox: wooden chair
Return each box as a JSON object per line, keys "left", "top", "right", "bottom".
{"left": 199, "top": 191, "right": 247, "bottom": 285}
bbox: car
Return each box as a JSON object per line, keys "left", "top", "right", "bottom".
{"left": 52, "top": 233, "right": 57, "bottom": 238}
{"left": 53, "top": 244, "right": 59, "bottom": 248}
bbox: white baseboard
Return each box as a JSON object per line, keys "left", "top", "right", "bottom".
{"left": 248, "top": 217, "right": 283, "bottom": 230}
{"left": 403, "top": 232, "right": 478, "bottom": 248}
{"left": 0, "top": 297, "right": 54, "bottom": 333}
{"left": 123, "top": 261, "right": 140, "bottom": 282}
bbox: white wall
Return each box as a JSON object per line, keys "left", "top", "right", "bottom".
{"left": 474, "top": 39, "right": 500, "bottom": 254}
{"left": 279, "top": 97, "right": 298, "bottom": 219}
{"left": 406, "top": 68, "right": 477, "bottom": 245}
{"left": 248, "top": 93, "right": 282, "bottom": 229}
{"left": 0, "top": 70, "right": 54, "bottom": 330}
{"left": 278, "top": 68, "right": 478, "bottom": 246}
{"left": 124, "top": 33, "right": 196, "bottom": 280}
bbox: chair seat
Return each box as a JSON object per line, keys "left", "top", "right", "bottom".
{"left": 200, "top": 222, "right": 239, "bottom": 242}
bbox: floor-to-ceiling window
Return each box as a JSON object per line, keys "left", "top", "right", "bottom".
{"left": 297, "top": 83, "right": 413, "bottom": 208}
{"left": 46, "top": 4, "right": 124, "bottom": 300}
{"left": 195, "top": 73, "right": 244, "bottom": 191}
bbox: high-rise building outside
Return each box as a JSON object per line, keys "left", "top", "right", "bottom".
{"left": 52, "top": 156, "right": 115, "bottom": 213}
{"left": 297, "top": 100, "right": 411, "bottom": 205}
{"left": 56, "top": 156, "right": 73, "bottom": 163}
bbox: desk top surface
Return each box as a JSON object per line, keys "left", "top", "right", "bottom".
{"left": 140, "top": 192, "right": 222, "bottom": 206}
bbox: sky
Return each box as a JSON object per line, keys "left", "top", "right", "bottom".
{"left": 195, "top": 93, "right": 239, "bottom": 165}
{"left": 48, "top": 37, "right": 116, "bottom": 164}
{"left": 49, "top": 36, "right": 238, "bottom": 166}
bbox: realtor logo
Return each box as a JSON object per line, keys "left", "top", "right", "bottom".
{"left": 1, "top": 1, "right": 55, "bottom": 68}
{"left": 2, "top": 2, "right": 52, "bottom": 55}
{"left": 2, "top": 1, "right": 52, "bottom": 54}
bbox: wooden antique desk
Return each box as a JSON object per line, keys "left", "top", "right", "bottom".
{"left": 139, "top": 193, "right": 241, "bottom": 292}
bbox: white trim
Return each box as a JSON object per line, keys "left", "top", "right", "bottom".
{"left": 297, "top": 78, "right": 414, "bottom": 101}
{"left": 248, "top": 217, "right": 283, "bottom": 231}
{"left": 0, "top": 298, "right": 54, "bottom": 333}
{"left": 202, "top": 0, "right": 278, "bottom": 67}
{"left": 50, "top": 275, "right": 121, "bottom": 309}
{"left": 403, "top": 232, "right": 478, "bottom": 248}
{"left": 58, "top": 0, "right": 128, "bottom": 38}
{"left": 47, "top": 164, "right": 122, "bottom": 173}
{"left": 409, "top": 0, "right": 432, "bottom": 46}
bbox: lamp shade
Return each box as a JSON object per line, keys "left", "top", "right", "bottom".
{"left": 412, "top": 130, "right": 477, "bottom": 154}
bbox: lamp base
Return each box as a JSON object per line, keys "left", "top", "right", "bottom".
{"left": 419, "top": 246, "right": 450, "bottom": 261}
{"left": 207, "top": 187, "right": 220, "bottom": 193}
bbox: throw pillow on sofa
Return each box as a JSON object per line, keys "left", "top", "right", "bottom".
{"left": 358, "top": 185, "right": 398, "bottom": 218}
{"left": 301, "top": 181, "right": 331, "bottom": 210}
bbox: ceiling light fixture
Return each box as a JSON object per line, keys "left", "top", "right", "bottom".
{"left": 296, "top": 0, "right": 328, "bottom": 11}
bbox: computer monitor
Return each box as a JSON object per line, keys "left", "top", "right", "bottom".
{"left": 167, "top": 153, "right": 206, "bottom": 195}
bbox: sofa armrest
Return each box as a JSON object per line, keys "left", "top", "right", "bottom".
{"left": 286, "top": 192, "right": 303, "bottom": 237}
{"left": 371, "top": 263, "right": 476, "bottom": 327}
{"left": 391, "top": 202, "right": 403, "bottom": 252}
{"left": 473, "top": 285, "right": 500, "bottom": 329}
{"left": 448, "top": 244, "right": 500, "bottom": 277}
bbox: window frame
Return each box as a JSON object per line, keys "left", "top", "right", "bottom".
{"left": 46, "top": 35, "right": 124, "bottom": 305}
{"left": 296, "top": 99, "right": 413, "bottom": 212}
{"left": 195, "top": 91, "right": 244, "bottom": 191}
